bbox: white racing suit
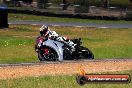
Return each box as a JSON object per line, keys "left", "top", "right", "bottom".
{"left": 48, "top": 31, "right": 76, "bottom": 52}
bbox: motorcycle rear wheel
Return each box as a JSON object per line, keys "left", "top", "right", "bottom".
{"left": 80, "top": 46, "right": 94, "bottom": 59}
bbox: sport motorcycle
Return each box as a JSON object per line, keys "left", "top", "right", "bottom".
{"left": 35, "top": 36, "right": 94, "bottom": 61}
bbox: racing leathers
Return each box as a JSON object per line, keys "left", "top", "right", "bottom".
{"left": 39, "top": 26, "right": 76, "bottom": 52}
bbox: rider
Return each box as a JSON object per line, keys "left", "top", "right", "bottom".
{"left": 39, "top": 25, "right": 76, "bottom": 52}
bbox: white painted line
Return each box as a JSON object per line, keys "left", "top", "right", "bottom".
{"left": 98, "top": 27, "right": 109, "bottom": 29}
{"left": 8, "top": 23, "right": 13, "bottom": 24}
{"left": 31, "top": 24, "right": 38, "bottom": 25}
{"left": 74, "top": 26, "right": 82, "bottom": 27}
{"left": 53, "top": 25, "right": 60, "bottom": 26}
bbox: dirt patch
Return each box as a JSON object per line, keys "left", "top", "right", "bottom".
{"left": 0, "top": 59, "right": 132, "bottom": 79}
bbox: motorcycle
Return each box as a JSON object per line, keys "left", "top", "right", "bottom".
{"left": 35, "top": 36, "right": 94, "bottom": 61}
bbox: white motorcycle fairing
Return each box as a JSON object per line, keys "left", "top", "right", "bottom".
{"left": 35, "top": 37, "right": 94, "bottom": 61}
{"left": 43, "top": 39, "right": 64, "bottom": 61}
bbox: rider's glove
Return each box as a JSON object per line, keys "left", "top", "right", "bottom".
{"left": 37, "top": 39, "right": 43, "bottom": 48}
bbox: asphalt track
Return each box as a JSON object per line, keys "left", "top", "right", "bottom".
{"left": 0, "top": 59, "right": 131, "bottom": 67}
{"left": 9, "top": 21, "right": 132, "bottom": 28}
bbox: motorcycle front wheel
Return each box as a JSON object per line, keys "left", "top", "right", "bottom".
{"left": 38, "top": 47, "right": 58, "bottom": 61}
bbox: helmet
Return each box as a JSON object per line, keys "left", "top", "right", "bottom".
{"left": 40, "top": 25, "right": 49, "bottom": 36}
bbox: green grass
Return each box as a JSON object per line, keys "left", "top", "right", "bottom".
{"left": 0, "top": 25, "right": 39, "bottom": 64}
{"left": 8, "top": 13, "right": 132, "bottom": 24}
{"left": 110, "top": 0, "right": 130, "bottom": 8}
{"left": 0, "top": 70, "right": 131, "bottom": 88}
{"left": 0, "top": 25, "right": 132, "bottom": 64}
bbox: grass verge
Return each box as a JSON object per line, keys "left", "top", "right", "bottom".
{"left": 0, "top": 70, "right": 131, "bottom": 88}
{"left": 9, "top": 13, "right": 132, "bottom": 24}
{"left": 0, "top": 25, "right": 132, "bottom": 64}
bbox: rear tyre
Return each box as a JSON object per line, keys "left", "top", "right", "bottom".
{"left": 81, "top": 46, "right": 94, "bottom": 59}
{"left": 38, "top": 47, "right": 58, "bottom": 61}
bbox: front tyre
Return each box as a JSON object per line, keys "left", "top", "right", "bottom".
{"left": 38, "top": 47, "right": 58, "bottom": 61}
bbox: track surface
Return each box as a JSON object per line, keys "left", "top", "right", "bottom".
{"left": 0, "top": 59, "right": 132, "bottom": 79}
{"left": 9, "top": 21, "right": 132, "bottom": 28}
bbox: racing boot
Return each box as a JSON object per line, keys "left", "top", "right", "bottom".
{"left": 67, "top": 40, "right": 76, "bottom": 52}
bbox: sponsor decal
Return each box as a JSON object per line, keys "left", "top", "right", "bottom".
{"left": 76, "top": 66, "right": 131, "bottom": 85}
